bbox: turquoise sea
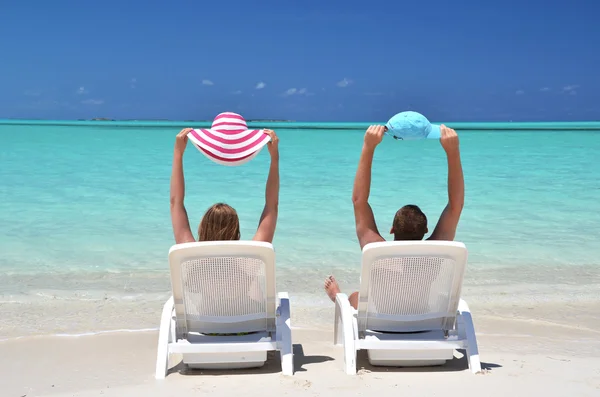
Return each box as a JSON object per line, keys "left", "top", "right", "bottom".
{"left": 1, "top": 119, "right": 599, "bottom": 337}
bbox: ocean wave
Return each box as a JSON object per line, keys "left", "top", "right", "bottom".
{"left": 0, "top": 327, "right": 159, "bottom": 343}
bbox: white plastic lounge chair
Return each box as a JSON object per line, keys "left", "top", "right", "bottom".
{"left": 334, "top": 241, "right": 481, "bottom": 375}
{"left": 155, "top": 241, "right": 293, "bottom": 379}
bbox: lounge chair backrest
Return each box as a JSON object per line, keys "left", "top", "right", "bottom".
{"left": 168, "top": 241, "right": 276, "bottom": 336}
{"left": 358, "top": 241, "right": 468, "bottom": 333}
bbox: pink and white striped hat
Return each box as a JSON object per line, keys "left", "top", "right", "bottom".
{"left": 187, "top": 112, "right": 271, "bottom": 166}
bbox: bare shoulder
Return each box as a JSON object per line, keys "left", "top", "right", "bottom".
{"left": 175, "top": 232, "right": 196, "bottom": 244}
{"left": 359, "top": 230, "right": 386, "bottom": 250}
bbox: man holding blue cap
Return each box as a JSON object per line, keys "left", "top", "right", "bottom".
{"left": 384, "top": 110, "right": 442, "bottom": 140}
{"left": 324, "top": 117, "right": 464, "bottom": 309}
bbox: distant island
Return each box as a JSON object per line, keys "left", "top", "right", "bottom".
{"left": 2, "top": 119, "right": 600, "bottom": 131}
{"left": 247, "top": 119, "right": 291, "bottom": 122}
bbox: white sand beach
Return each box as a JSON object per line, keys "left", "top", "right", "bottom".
{"left": 3, "top": 300, "right": 599, "bottom": 397}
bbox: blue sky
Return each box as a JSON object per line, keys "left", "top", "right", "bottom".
{"left": 1, "top": 0, "right": 598, "bottom": 121}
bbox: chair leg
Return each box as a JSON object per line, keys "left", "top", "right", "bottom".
{"left": 335, "top": 294, "right": 357, "bottom": 375}
{"left": 344, "top": 344, "right": 358, "bottom": 375}
{"left": 458, "top": 299, "right": 482, "bottom": 374}
{"left": 334, "top": 297, "right": 343, "bottom": 346}
{"left": 155, "top": 297, "right": 174, "bottom": 379}
{"left": 277, "top": 292, "right": 294, "bottom": 376}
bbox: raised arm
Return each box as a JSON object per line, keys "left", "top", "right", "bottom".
{"left": 429, "top": 125, "right": 464, "bottom": 241}
{"left": 253, "top": 129, "right": 280, "bottom": 243}
{"left": 353, "top": 125, "right": 386, "bottom": 249}
{"left": 170, "top": 128, "right": 195, "bottom": 244}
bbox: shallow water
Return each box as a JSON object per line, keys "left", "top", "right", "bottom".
{"left": 1, "top": 121, "right": 599, "bottom": 337}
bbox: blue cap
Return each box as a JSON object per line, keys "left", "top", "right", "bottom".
{"left": 385, "top": 111, "right": 441, "bottom": 140}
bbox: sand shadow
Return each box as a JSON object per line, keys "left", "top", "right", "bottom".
{"left": 171, "top": 344, "right": 334, "bottom": 376}
{"left": 355, "top": 349, "right": 502, "bottom": 374}
{"left": 293, "top": 344, "right": 335, "bottom": 372}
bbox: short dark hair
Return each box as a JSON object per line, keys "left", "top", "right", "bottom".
{"left": 392, "top": 205, "right": 427, "bottom": 240}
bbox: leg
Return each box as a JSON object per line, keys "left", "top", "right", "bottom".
{"left": 324, "top": 276, "right": 359, "bottom": 310}
{"left": 348, "top": 291, "right": 359, "bottom": 310}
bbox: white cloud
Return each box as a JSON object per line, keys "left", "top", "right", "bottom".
{"left": 336, "top": 78, "right": 352, "bottom": 88}
{"left": 540, "top": 87, "right": 550, "bottom": 92}
{"left": 516, "top": 90, "right": 525, "bottom": 95}
{"left": 232, "top": 90, "right": 242, "bottom": 95}
{"left": 364, "top": 92, "right": 384, "bottom": 96}
{"left": 563, "top": 84, "right": 579, "bottom": 95}
{"left": 255, "top": 82, "right": 266, "bottom": 89}
{"left": 282, "top": 87, "right": 311, "bottom": 97}
{"left": 77, "top": 86, "right": 88, "bottom": 95}
{"left": 202, "top": 79, "right": 214, "bottom": 86}
{"left": 81, "top": 99, "right": 104, "bottom": 105}
{"left": 130, "top": 78, "right": 137, "bottom": 89}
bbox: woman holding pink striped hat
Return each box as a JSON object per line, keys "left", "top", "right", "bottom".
{"left": 169, "top": 112, "right": 280, "bottom": 244}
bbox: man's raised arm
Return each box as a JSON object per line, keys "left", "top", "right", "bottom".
{"left": 429, "top": 125, "right": 464, "bottom": 241}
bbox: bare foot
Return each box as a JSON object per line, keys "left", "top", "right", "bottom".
{"left": 324, "top": 275, "right": 341, "bottom": 302}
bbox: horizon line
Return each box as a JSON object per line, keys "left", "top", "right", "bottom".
{"left": 2, "top": 118, "right": 600, "bottom": 131}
